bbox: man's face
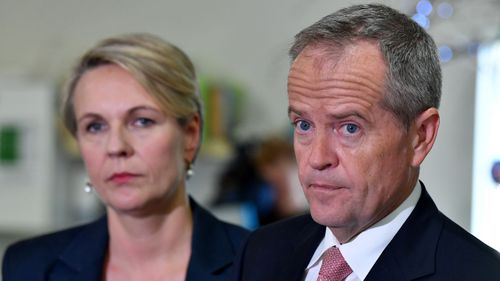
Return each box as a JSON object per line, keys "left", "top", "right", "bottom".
{"left": 288, "top": 41, "right": 419, "bottom": 242}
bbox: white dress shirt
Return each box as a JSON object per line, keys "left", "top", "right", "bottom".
{"left": 303, "top": 182, "right": 422, "bottom": 281}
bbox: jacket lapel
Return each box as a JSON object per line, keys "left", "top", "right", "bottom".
{"left": 185, "top": 198, "right": 238, "bottom": 281}
{"left": 277, "top": 216, "right": 324, "bottom": 281}
{"left": 49, "top": 216, "right": 109, "bottom": 281}
{"left": 366, "top": 184, "right": 442, "bottom": 281}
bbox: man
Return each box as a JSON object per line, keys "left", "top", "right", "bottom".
{"left": 235, "top": 4, "right": 500, "bottom": 281}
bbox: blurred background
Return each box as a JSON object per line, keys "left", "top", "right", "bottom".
{"left": 0, "top": 0, "right": 499, "bottom": 267}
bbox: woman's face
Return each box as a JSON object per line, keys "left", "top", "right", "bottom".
{"left": 73, "top": 64, "right": 199, "bottom": 215}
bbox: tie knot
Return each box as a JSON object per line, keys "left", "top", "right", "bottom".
{"left": 317, "top": 246, "right": 353, "bottom": 281}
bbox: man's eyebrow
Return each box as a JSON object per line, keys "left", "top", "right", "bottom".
{"left": 288, "top": 106, "right": 302, "bottom": 116}
{"left": 287, "top": 107, "right": 368, "bottom": 124}
{"left": 327, "top": 111, "right": 366, "bottom": 121}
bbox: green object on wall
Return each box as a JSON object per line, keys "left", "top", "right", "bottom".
{"left": 0, "top": 126, "right": 19, "bottom": 164}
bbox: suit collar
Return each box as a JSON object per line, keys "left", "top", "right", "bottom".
{"left": 53, "top": 215, "right": 109, "bottom": 281}
{"left": 366, "top": 182, "right": 443, "bottom": 280}
{"left": 278, "top": 215, "right": 325, "bottom": 281}
{"left": 186, "top": 197, "right": 239, "bottom": 279}
{"left": 49, "top": 198, "right": 242, "bottom": 280}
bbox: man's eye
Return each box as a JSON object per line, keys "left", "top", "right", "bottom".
{"left": 296, "top": 120, "right": 311, "bottom": 132}
{"left": 344, "top": 123, "right": 359, "bottom": 134}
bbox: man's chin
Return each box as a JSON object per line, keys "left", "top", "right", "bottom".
{"left": 309, "top": 206, "right": 345, "bottom": 227}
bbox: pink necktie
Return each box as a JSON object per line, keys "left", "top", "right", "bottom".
{"left": 316, "top": 246, "right": 353, "bottom": 281}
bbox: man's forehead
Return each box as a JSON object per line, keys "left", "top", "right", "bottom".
{"left": 287, "top": 43, "right": 388, "bottom": 101}
{"left": 291, "top": 44, "right": 343, "bottom": 73}
{"left": 290, "top": 40, "right": 384, "bottom": 73}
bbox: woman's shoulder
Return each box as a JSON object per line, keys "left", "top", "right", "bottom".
{"left": 2, "top": 216, "right": 107, "bottom": 278}
{"left": 215, "top": 216, "right": 251, "bottom": 250}
{"left": 190, "top": 197, "right": 250, "bottom": 248}
{"left": 187, "top": 198, "right": 250, "bottom": 280}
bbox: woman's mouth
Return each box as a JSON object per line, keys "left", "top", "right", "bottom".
{"left": 108, "top": 172, "right": 140, "bottom": 184}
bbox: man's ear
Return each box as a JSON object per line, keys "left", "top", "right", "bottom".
{"left": 411, "top": 107, "right": 440, "bottom": 167}
{"left": 183, "top": 113, "right": 201, "bottom": 163}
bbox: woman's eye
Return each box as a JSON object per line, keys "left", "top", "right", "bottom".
{"left": 86, "top": 122, "right": 105, "bottom": 133}
{"left": 295, "top": 120, "right": 312, "bottom": 132}
{"left": 343, "top": 123, "right": 359, "bottom": 134}
{"left": 134, "top": 117, "right": 155, "bottom": 127}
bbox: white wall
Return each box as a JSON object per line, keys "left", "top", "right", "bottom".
{"left": 0, "top": 0, "right": 499, "bottom": 237}
{"left": 471, "top": 42, "right": 500, "bottom": 251}
{"left": 0, "top": 79, "right": 56, "bottom": 232}
{"left": 421, "top": 55, "right": 477, "bottom": 229}
{"left": 0, "top": 0, "right": 394, "bottom": 137}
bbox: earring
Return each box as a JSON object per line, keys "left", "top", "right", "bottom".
{"left": 186, "top": 163, "right": 194, "bottom": 180}
{"left": 84, "top": 182, "right": 93, "bottom": 193}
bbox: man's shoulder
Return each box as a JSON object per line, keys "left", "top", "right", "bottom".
{"left": 408, "top": 183, "right": 498, "bottom": 261}
{"left": 406, "top": 186, "right": 499, "bottom": 277}
{"left": 439, "top": 214, "right": 500, "bottom": 268}
{"left": 249, "top": 214, "right": 319, "bottom": 243}
{"left": 235, "top": 214, "right": 323, "bottom": 281}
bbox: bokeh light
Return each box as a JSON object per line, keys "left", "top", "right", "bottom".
{"left": 437, "top": 2, "right": 454, "bottom": 19}
{"left": 438, "top": 45, "right": 453, "bottom": 62}
{"left": 416, "top": 0, "right": 433, "bottom": 16}
{"left": 412, "top": 13, "right": 430, "bottom": 29}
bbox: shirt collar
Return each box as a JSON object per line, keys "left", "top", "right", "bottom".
{"left": 305, "top": 182, "right": 421, "bottom": 280}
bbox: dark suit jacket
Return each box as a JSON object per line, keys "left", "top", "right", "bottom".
{"left": 235, "top": 184, "right": 500, "bottom": 281}
{"left": 2, "top": 198, "right": 249, "bottom": 281}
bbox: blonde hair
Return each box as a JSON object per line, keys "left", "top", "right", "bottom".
{"left": 62, "top": 33, "right": 202, "bottom": 156}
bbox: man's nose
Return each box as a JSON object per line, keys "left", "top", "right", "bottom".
{"left": 308, "top": 132, "right": 338, "bottom": 170}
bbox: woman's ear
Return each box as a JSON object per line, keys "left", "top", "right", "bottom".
{"left": 410, "top": 107, "right": 440, "bottom": 167}
{"left": 183, "top": 113, "right": 201, "bottom": 163}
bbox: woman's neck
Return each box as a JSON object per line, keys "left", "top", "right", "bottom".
{"left": 103, "top": 192, "right": 193, "bottom": 281}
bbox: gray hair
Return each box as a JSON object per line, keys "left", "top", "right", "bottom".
{"left": 290, "top": 4, "right": 441, "bottom": 128}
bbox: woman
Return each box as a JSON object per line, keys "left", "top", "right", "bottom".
{"left": 2, "top": 33, "right": 249, "bottom": 281}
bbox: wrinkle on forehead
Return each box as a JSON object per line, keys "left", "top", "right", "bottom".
{"left": 288, "top": 41, "right": 386, "bottom": 104}
{"left": 288, "top": 71, "right": 382, "bottom": 101}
